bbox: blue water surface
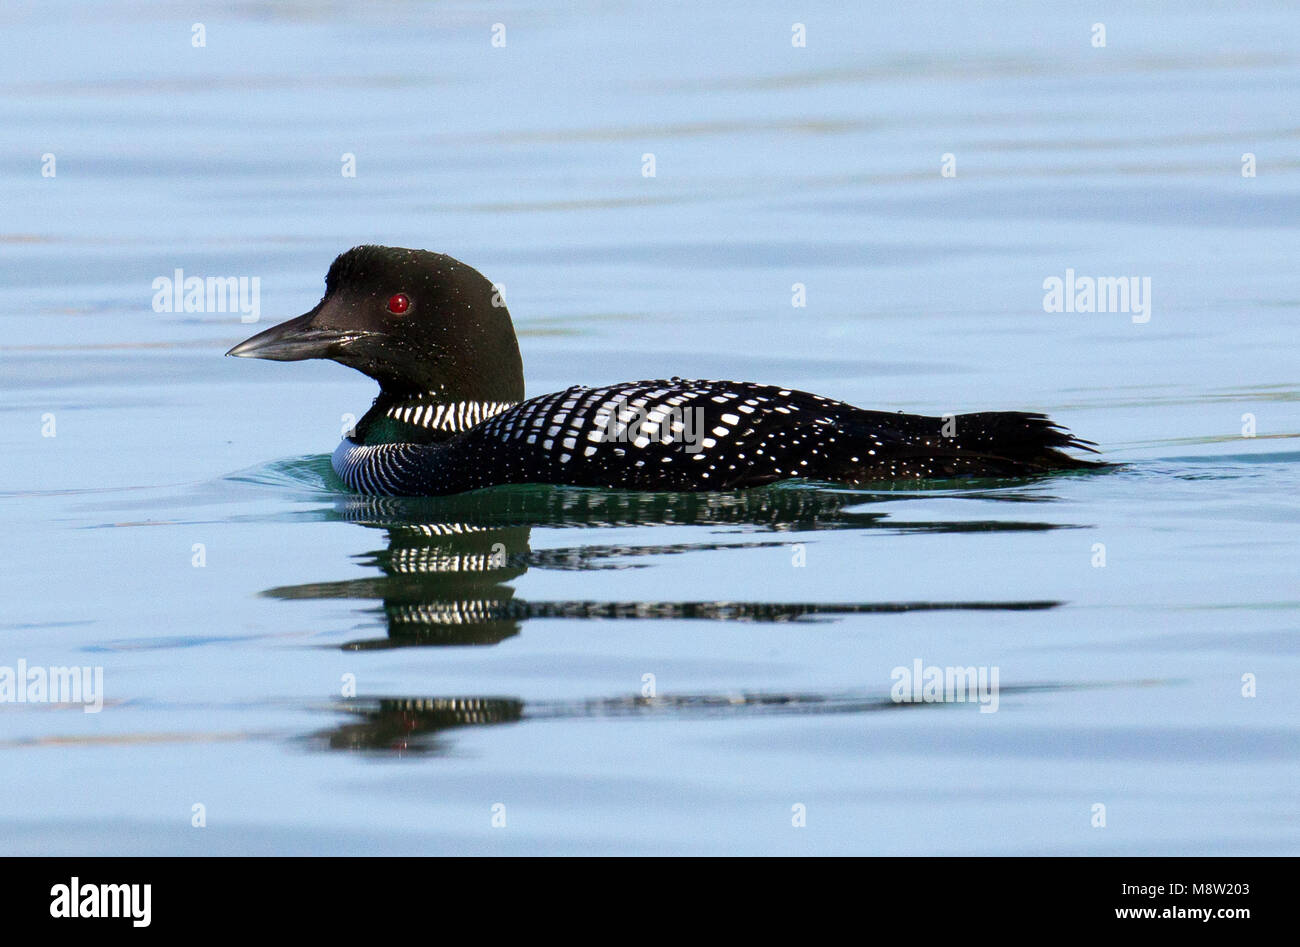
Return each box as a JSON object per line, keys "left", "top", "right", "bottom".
{"left": 0, "top": 0, "right": 1297, "bottom": 854}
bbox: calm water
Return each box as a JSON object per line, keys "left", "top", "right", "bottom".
{"left": 2, "top": 1, "right": 1298, "bottom": 854}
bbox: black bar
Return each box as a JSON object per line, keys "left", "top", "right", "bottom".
{"left": 1, "top": 856, "right": 1281, "bottom": 933}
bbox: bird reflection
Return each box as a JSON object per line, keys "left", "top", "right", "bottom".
{"left": 311, "top": 691, "right": 892, "bottom": 754}
{"left": 317, "top": 696, "right": 526, "bottom": 754}
{"left": 309, "top": 680, "right": 1085, "bottom": 755}
{"left": 259, "top": 483, "right": 1069, "bottom": 650}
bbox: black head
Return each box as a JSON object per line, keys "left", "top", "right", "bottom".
{"left": 227, "top": 246, "right": 524, "bottom": 402}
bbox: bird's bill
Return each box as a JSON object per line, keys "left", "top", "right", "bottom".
{"left": 225, "top": 307, "right": 373, "bottom": 362}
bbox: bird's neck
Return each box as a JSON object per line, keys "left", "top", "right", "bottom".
{"left": 354, "top": 390, "right": 518, "bottom": 445}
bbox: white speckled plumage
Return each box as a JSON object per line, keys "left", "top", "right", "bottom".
{"left": 331, "top": 378, "right": 1098, "bottom": 496}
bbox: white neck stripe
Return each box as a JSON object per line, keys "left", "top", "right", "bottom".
{"left": 386, "top": 399, "right": 517, "bottom": 433}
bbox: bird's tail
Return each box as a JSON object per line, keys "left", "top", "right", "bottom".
{"left": 838, "top": 409, "right": 1105, "bottom": 481}
{"left": 945, "top": 411, "right": 1103, "bottom": 471}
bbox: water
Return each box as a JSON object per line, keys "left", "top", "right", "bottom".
{"left": 2, "top": 0, "right": 1297, "bottom": 854}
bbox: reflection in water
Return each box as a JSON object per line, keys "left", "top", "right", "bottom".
{"left": 318, "top": 697, "right": 526, "bottom": 754}
{"left": 260, "top": 483, "right": 1074, "bottom": 649}
{"left": 312, "top": 692, "right": 905, "bottom": 754}
{"left": 311, "top": 682, "right": 1082, "bottom": 755}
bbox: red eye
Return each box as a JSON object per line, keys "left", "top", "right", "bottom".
{"left": 387, "top": 293, "right": 410, "bottom": 314}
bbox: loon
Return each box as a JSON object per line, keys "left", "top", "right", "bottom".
{"left": 228, "top": 246, "right": 1101, "bottom": 496}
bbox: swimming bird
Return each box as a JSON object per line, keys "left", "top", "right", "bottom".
{"left": 227, "top": 246, "right": 1101, "bottom": 496}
